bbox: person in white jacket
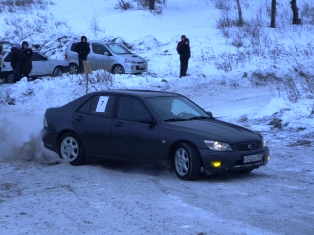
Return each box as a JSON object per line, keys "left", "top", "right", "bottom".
{"left": 0, "top": 44, "right": 5, "bottom": 72}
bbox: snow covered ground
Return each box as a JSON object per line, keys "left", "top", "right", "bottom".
{"left": 0, "top": 0, "right": 313, "bottom": 234}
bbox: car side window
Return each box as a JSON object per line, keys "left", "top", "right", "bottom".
{"left": 92, "top": 43, "right": 109, "bottom": 55}
{"left": 32, "top": 52, "right": 47, "bottom": 61}
{"left": 117, "top": 96, "right": 150, "bottom": 121}
{"left": 4, "top": 52, "right": 11, "bottom": 62}
{"left": 78, "top": 95, "right": 115, "bottom": 117}
{"left": 70, "top": 43, "right": 78, "bottom": 52}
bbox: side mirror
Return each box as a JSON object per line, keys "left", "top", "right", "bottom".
{"left": 104, "top": 52, "right": 109, "bottom": 56}
{"left": 138, "top": 116, "right": 155, "bottom": 125}
{"left": 207, "top": 111, "right": 213, "bottom": 118}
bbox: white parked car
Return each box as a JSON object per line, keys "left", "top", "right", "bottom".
{"left": 65, "top": 40, "right": 148, "bottom": 74}
{"left": 0, "top": 50, "right": 69, "bottom": 84}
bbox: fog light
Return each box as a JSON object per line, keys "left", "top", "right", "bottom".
{"left": 266, "top": 156, "right": 270, "bottom": 161}
{"left": 131, "top": 66, "right": 135, "bottom": 70}
{"left": 211, "top": 161, "right": 222, "bottom": 168}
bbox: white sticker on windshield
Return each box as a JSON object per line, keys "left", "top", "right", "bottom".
{"left": 95, "top": 96, "right": 109, "bottom": 112}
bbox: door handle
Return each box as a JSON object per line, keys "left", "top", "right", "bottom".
{"left": 74, "top": 116, "right": 85, "bottom": 121}
{"left": 113, "top": 122, "right": 124, "bottom": 127}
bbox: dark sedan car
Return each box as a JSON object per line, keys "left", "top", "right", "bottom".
{"left": 41, "top": 90, "right": 269, "bottom": 180}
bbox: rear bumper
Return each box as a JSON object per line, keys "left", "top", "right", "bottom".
{"left": 200, "top": 147, "right": 270, "bottom": 174}
{"left": 41, "top": 128, "right": 58, "bottom": 153}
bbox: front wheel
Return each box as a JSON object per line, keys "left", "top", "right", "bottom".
{"left": 52, "top": 67, "right": 62, "bottom": 77}
{"left": 112, "top": 65, "right": 124, "bottom": 74}
{"left": 6, "top": 73, "right": 15, "bottom": 84}
{"left": 58, "top": 132, "right": 86, "bottom": 166}
{"left": 174, "top": 142, "right": 201, "bottom": 180}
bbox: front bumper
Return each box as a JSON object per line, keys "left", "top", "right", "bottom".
{"left": 200, "top": 147, "right": 270, "bottom": 174}
{"left": 124, "top": 63, "right": 148, "bottom": 74}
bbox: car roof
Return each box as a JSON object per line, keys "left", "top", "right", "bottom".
{"left": 72, "top": 40, "right": 112, "bottom": 44}
{"left": 88, "top": 89, "right": 181, "bottom": 98}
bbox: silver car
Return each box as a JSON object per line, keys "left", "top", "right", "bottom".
{"left": 0, "top": 50, "right": 69, "bottom": 84}
{"left": 65, "top": 40, "right": 148, "bottom": 74}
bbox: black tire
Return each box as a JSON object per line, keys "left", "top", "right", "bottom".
{"left": 58, "top": 132, "right": 86, "bottom": 166}
{"left": 69, "top": 63, "right": 79, "bottom": 74}
{"left": 52, "top": 67, "right": 62, "bottom": 77}
{"left": 6, "top": 73, "right": 15, "bottom": 84}
{"left": 112, "top": 65, "right": 124, "bottom": 74}
{"left": 174, "top": 142, "right": 201, "bottom": 180}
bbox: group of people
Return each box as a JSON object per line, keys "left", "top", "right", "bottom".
{"left": 176, "top": 34, "right": 190, "bottom": 78}
{"left": 10, "top": 41, "right": 33, "bottom": 82}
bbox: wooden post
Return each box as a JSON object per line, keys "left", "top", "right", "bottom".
{"left": 82, "top": 61, "right": 92, "bottom": 94}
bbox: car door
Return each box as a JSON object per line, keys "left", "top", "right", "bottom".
{"left": 90, "top": 43, "right": 112, "bottom": 72}
{"left": 111, "top": 96, "right": 159, "bottom": 161}
{"left": 72, "top": 95, "right": 115, "bottom": 158}
{"left": 31, "top": 52, "right": 50, "bottom": 76}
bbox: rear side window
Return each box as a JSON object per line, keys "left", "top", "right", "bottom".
{"left": 78, "top": 95, "right": 115, "bottom": 117}
{"left": 32, "top": 52, "right": 47, "bottom": 61}
{"left": 70, "top": 43, "right": 78, "bottom": 52}
{"left": 4, "top": 52, "right": 11, "bottom": 62}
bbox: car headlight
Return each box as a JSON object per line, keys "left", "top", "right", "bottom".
{"left": 125, "top": 59, "right": 136, "bottom": 64}
{"left": 204, "top": 140, "right": 233, "bottom": 151}
{"left": 262, "top": 139, "right": 267, "bottom": 147}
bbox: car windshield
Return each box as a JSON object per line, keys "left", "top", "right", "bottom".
{"left": 106, "top": 43, "right": 132, "bottom": 55}
{"left": 146, "top": 96, "right": 210, "bottom": 122}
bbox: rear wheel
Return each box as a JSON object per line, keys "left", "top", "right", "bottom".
{"left": 6, "top": 73, "right": 14, "bottom": 84}
{"left": 69, "top": 63, "right": 79, "bottom": 74}
{"left": 112, "top": 65, "right": 124, "bottom": 74}
{"left": 58, "top": 132, "right": 86, "bottom": 166}
{"left": 174, "top": 142, "right": 201, "bottom": 180}
{"left": 52, "top": 67, "right": 62, "bottom": 77}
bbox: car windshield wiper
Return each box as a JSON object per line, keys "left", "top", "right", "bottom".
{"left": 189, "top": 116, "right": 211, "bottom": 120}
{"left": 164, "top": 118, "right": 187, "bottom": 122}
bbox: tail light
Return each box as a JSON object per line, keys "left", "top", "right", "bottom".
{"left": 65, "top": 52, "right": 68, "bottom": 59}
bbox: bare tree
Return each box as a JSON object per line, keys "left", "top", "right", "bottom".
{"left": 235, "top": 0, "right": 243, "bottom": 26}
{"left": 149, "top": 0, "right": 155, "bottom": 10}
{"left": 270, "top": 0, "right": 276, "bottom": 28}
{"left": 290, "top": 0, "right": 300, "bottom": 24}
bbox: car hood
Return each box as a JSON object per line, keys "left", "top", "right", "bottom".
{"left": 118, "top": 54, "right": 146, "bottom": 62}
{"left": 167, "top": 119, "right": 262, "bottom": 143}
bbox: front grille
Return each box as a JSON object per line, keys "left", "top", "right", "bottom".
{"left": 235, "top": 142, "right": 261, "bottom": 151}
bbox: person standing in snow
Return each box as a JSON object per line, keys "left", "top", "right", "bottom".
{"left": 75, "top": 36, "right": 90, "bottom": 73}
{"left": 10, "top": 43, "right": 24, "bottom": 82}
{"left": 176, "top": 35, "right": 186, "bottom": 54}
{"left": 0, "top": 44, "right": 5, "bottom": 72}
{"left": 178, "top": 37, "right": 191, "bottom": 78}
{"left": 20, "top": 41, "right": 33, "bottom": 81}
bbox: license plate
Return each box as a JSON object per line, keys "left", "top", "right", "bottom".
{"left": 243, "top": 154, "right": 263, "bottom": 163}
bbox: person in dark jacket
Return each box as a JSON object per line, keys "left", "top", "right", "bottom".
{"left": 178, "top": 38, "right": 191, "bottom": 78}
{"left": 0, "top": 44, "right": 5, "bottom": 72}
{"left": 75, "top": 36, "right": 90, "bottom": 73}
{"left": 176, "top": 35, "right": 186, "bottom": 54}
{"left": 10, "top": 43, "right": 24, "bottom": 82}
{"left": 21, "top": 48, "right": 33, "bottom": 81}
